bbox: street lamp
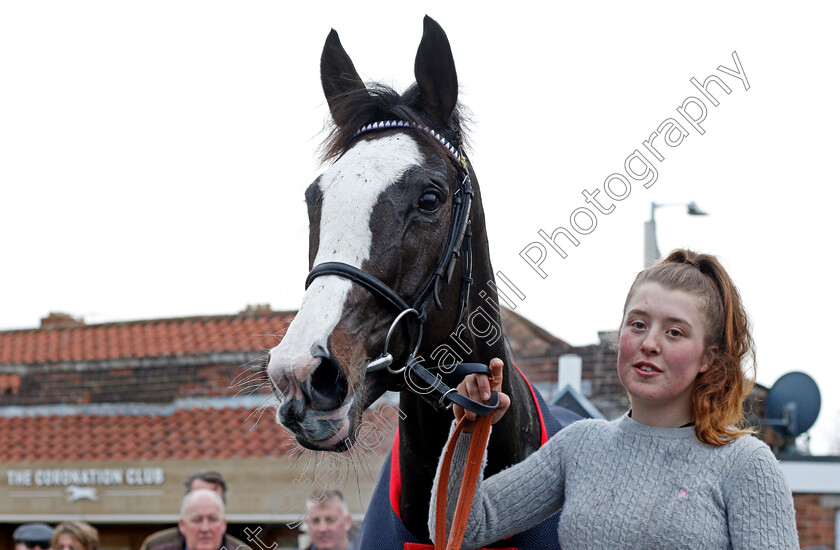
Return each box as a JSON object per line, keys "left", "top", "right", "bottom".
{"left": 644, "top": 201, "right": 708, "bottom": 267}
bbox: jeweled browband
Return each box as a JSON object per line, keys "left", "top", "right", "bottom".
{"left": 352, "top": 120, "right": 462, "bottom": 161}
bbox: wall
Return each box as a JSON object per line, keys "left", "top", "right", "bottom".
{"left": 0, "top": 353, "right": 265, "bottom": 406}
{"left": 794, "top": 493, "right": 838, "bottom": 549}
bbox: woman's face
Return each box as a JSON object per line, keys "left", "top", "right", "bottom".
{"left": 618, "top": 282, "right": 712, "bottom": 424}
{"left": 53, "top": 534, "right": 81, "bottom": 550}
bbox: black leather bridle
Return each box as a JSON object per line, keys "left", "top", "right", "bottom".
{"left": 304, "top": 120, "right": 498, "bottom": 415}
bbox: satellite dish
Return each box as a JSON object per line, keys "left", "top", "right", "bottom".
{"left": 764, "top": 371, "right": 821, "bottom": 437}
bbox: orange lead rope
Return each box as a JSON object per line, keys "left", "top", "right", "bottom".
{"left": 434, "top": 393, "right": 496, "bottom": 550}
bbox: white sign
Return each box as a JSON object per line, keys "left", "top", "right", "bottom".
{"left": 5, "top": 467, "right": 165, "bottom": 487}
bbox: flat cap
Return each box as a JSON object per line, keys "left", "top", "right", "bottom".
{"left": 12, "top": 523, "right": 53, "bottom": 543}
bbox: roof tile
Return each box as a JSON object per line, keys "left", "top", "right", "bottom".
{"left": 0, "top": 312, "right": 293, "bottom": 365}
{"left": 0, "top": 405, "right": 341, "bottom": 462}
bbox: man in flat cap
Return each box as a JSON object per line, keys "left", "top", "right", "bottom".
{"left": 13, "top": 523, "right": 53, "bottom": 550}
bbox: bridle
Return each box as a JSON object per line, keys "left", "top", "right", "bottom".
{"left": 304, "top": 120, "right": 497, "bottom": 415}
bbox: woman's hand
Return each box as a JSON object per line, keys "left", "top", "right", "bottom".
{"left": 452, "top": 358, "right": 511, "bottom": 433}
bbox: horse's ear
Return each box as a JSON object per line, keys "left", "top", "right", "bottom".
{"left": 321, "top": 29, "right": 367, "bottom": 127}
{"left": 414, "top": 16, "right": 458, "bottom": 127}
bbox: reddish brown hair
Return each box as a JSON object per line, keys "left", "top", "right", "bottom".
{"left": 623, "top": 249, "right": 755, "bottom": 445}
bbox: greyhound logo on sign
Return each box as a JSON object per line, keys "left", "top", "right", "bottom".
{"left": 66, "top": 485, "right": 99, "bottom": 502}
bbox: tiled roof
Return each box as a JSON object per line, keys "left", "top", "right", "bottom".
{"left": 0, "top": 401, "right": 398, "bottom": 462}
{"left": 0, "top": 405, "right": 288, "bottom": 462}
{"left": 0, "top": 312, "right": 294, "bottom": 365}
{"left": 0, "top": 307, "right": 567, "bottom": 366}
{"left": 500, "top": 307, "right": 570, "bottom": 357}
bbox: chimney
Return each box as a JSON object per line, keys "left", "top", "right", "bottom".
{"left": 558, "top": 354, "right": 582, "bottom": 394}
{"left": 240, "top": 304, "right": 272, "bottom": 316}
{"left": 40, "top": 312, "right": 85, "bottom": 330}
{"left": 598, "top": 331, "right": 617, "bottom": 346}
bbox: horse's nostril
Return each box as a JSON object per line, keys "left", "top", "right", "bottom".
{"left": 308, "top": 357, "right": 349, "bottom": 411}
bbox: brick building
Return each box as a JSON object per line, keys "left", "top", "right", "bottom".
{"left": 1, "top": 307, "right": 836, "bottom": 549}
{"left": 0, "top": 309, "right": 396, "bottom": 549}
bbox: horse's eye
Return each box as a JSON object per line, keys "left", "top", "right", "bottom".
{"left": 418, "top": 192, "right": 442, "bottom": 213}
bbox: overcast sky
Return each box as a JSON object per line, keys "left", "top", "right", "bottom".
{"left": 2, "top": 2, "right": 838, "bottom": 453}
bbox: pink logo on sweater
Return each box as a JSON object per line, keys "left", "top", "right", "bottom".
{"left": 679, "top": 488, "right": 690, "bottom": 498}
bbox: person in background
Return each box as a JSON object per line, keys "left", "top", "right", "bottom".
{"left": 304, "top": 489, "right": 355, "bottom": 550}
{"left": 184, "top": 470, "right": 227, "bottom": 501}
{"left": 51, "top": 522, "right": 98, "bottom": 550}
{"left": 13, "top": 523, "right": 53, "bottom": 550}
{"left": 149, "top": 489, "right": 249, "bottom": 550}
{"left": 140, "top": 471, "right": 249, "bottom": 550}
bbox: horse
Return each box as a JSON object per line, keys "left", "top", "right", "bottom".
{"left": 265, "top": 16, "right": 577, "bottom": 549}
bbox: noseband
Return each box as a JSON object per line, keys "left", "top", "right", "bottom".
{"left": 304, "top": 120, "right": 498, "bottom": 416}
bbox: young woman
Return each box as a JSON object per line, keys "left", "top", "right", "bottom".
{"left": 51, "top": 522, "right": 98, "bottom": 550}
{"left": 429, "top": 249, "right": 799, "bottom": 549}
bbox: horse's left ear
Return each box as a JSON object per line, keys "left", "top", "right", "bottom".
{"left": 414, "top": 16, "right": 458, "bottom": 126}
{"left": 321, "top": 28, "right": 367, "bottom": 128}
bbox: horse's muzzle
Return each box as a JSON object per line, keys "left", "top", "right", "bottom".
{"left": 269, "top": 352, "right": 359, "bottom": 451}
{"left": 276, "top": 396, "right": 356, "bottom": 451}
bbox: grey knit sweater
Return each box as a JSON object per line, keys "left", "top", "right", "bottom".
{"left": 429, "top": 414, "right": 798, "bottom": 549}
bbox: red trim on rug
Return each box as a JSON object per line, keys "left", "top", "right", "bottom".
{"left": 513, "top": 362, "right": 548, "bottom": 446}
{"left": 390, "top": 428, "right": 402, "bottom": 520}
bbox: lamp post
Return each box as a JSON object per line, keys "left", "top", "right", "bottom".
{"left": 644, "top": 201, "right": 708, "bottom": 267}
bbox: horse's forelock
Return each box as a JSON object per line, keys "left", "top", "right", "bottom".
{"left": 319, "top": 83, "right": 468, "bottom": 163}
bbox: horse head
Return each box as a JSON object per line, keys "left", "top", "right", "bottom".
{"left": 267, "top": 16, "right": 473, "bottom": 451}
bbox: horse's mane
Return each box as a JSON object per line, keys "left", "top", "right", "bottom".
{"left": 319, "top": 83, "right": 470, "bottom": 163}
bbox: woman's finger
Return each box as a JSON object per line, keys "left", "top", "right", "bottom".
{"left": 475, "top": 373, "right": 491, "bottom": 402}
{"left": 453, "top": 379, "right": 468, "bottom": 422}
{"left": 452, "top": 401, "right": 465, "bottom": 422}
{"left": 452, "top": 363, "right": 509, "bottom": 430}
{"left": 492, "top": 391, "right": 511, "bottom": 425}
{"left": 489, "top": 358, "right": 504, "bottom": 392}
{"left": 462, "top": 376, "right": 479, "bottom": 421}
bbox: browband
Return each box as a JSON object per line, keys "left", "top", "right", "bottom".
{"left": 352, "top": 119, "right": 462, "bottom": 161}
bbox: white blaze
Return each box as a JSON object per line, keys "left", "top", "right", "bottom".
{"left": 267, "top": 135, "right": 423, "bottom": 385}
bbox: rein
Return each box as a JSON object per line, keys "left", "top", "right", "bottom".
{"left": 305, "top": 119, "right": 492, "bottom": 415}
{"left": 434, "top": 410, "right": 494, "bottom": 550}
